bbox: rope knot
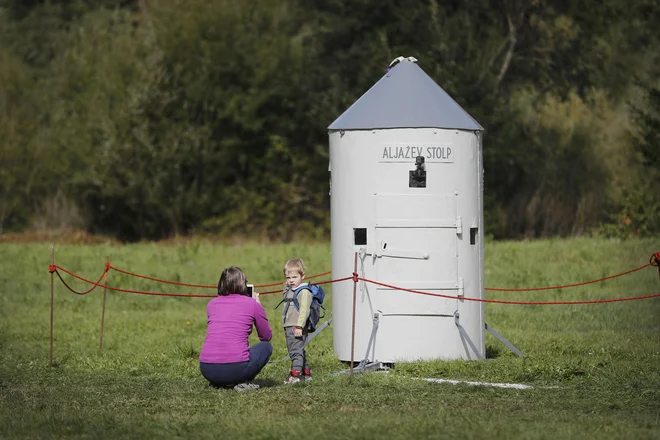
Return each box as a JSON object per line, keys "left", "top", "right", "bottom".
{"left": 48, "top": 264, "right": 56, "bottom": 273}
{"left": 650, "top": 252, "right": 660, "bottom": 267}
{"left": 352, "top": 272, "right": 359, "bottom": 282}
{"left": 105, "top": 261, "right": 111, "bottom": 271}
{"left": 651, "top": 252, "right": 660, "bottom": 278}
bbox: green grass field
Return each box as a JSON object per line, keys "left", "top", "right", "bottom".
{"left": 1, "top": 237, "right": 659, "bottom": 439}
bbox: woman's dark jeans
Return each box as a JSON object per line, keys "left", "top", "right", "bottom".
{"left": 200, "top": 341, "right": 273, "bottom": 387}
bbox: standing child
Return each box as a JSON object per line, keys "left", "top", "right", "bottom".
{"left": 281, "top": 258, "right": 313, "bottom": 384}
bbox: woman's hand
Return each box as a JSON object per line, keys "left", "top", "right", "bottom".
{"left": 293, "top": 326, "right": 303, "bottom": 337}
{"left": 253, "top": 291, "right": 261, "bottom": 305}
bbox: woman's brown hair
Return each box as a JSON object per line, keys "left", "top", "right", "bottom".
{"left": 217, "top": 266, "right": 248, "bottom": 296}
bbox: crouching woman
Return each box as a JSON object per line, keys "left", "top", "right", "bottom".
{"left": 200, "top": 266, "right": 273, "bottom": 391}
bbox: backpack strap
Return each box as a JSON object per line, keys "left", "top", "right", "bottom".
{"left": 274, "top": 297, "right": 286, "bottom": 309}
{"left": 291, "top": 284, "right": 313, "bottom": 312}
{"left": 274, "top": 288, "right": 294, "bottom": 310}
{"left": 274, "top": 285, "right": 307, "bottom": 312}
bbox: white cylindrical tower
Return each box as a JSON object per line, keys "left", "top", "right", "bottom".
{"left": 329, "top": 57, "right": 485, "bottom": 362}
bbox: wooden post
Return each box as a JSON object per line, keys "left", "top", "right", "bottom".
{"left": 350, "top": 252, "right": 358, "bottom": 376}
{"left": 49, "top": 244, "right": 54, "bottom": 368}
{"left": 99, "top": 257, "right": 109, "bottom": 350}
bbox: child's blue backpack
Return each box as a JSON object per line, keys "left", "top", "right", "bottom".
{"left": 277, "top": 283, "right": 326, "bottom": 332}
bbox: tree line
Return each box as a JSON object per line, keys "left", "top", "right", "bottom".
{"left": 0, "top": 0, "right": 658, "bottom": 241}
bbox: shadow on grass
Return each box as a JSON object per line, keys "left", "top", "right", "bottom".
{"left": 254, "top": 378, "right": 280, "bottom": 388}
{"left": 485, "top": 344, "right": 502, "bottom": 359}
{"left": 207, "top": 378, "right": 280, "bottom": 391}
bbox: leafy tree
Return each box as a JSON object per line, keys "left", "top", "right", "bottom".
{"left": 605, "top": 59, "right": 660, "bottom": 238}
{"left": 631, "top": 74, "right": 660, "bottom": 172}
{"left": 0, "top": 46, "right": 34, "bottom": 232}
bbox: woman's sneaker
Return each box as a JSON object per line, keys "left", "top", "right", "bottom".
{"left": 284, "top": 369, "right": 302, "bottom": 384}
{"left": 303, "top": 368, "right": 313, "bottom": 381}
{"left": 233, "top": 382, "right": 260, "bottom": 392}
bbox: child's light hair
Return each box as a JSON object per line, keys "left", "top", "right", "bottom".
{"left": 283, "top": 258, "right": 305, "bottom": 276}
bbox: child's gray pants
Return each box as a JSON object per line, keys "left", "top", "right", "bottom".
{"left": 284, "top": 326, "right": 309, "bottom": 372}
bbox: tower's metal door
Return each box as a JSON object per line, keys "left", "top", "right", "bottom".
{"left": 374, "top": 193, "right": 461, "bottom": 316}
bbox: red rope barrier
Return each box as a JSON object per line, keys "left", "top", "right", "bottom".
{"left": 651, "top": 252, "right": 660, "bottom": 278}
{"left": 106, "top": 264, "right": 331, "bottom": 289}
{"left": 92, "top": 252, "right": 659, "bottom": 292}
{"left": 50, "top": 250, "right": 659, "bottom": 305}
{"left": 259, "top": 289, "right": 282, "bottom": 295}
{"left": 55, "top": 266, "right": 217, "bottom": 298}
{"left": 101, "top": 284, "right": 215, "bottom": 298}
{"left": 51, "top": 265, "right": 348, "bottom": 299}
{"left": 360, "top": 277, "right": 660, "bottom": 305}
{"left": 256, "top": 271, "right": 332, "bottom": 287}
{"left": 243, "top": 276, "right": 354, "bottom": 295}
{"left": 52, "top": 265, "right": 215, "bottom": 297}
{"left": 485, "top": 262, "right": 652, "bottom": 292}
{"left": 314, "top": 276, "right": 353, "bottom": 286}
{"left": 108, "top": 264, "right": 215, "bottom": 289}
{"left": 651, "top": 252, "right": 660, "bottom": 266}
{"left": 53, "top": 267, "right": 108, "bottom": 295}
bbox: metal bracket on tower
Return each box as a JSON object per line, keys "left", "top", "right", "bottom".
{"left": 485, "top": 322, "right": 524, "bottom": 357}
{"left": 332, "top": 312, "right": 389, "bottom": 375}
{"left": 304, "top": 318, "right": 333, "bottom": 349}
{"left": 453, "top": 312, "right": 481, "bottom": 358}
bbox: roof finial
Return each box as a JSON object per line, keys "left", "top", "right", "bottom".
{"left": 387, "top": 56, "right": 418, "bottom": 72}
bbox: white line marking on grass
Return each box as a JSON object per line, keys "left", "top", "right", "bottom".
{"left": 415, "top": 377, "right": 533, "bottom": 389}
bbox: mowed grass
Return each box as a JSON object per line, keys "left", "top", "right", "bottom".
{"left": 0, "top": 237, "right": 658, "bottom": 439}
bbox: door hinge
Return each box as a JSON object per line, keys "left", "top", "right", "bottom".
{"left": 455, "top": 216, "right": 463, "bottom": 235}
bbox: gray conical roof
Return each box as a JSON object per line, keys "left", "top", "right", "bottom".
{"left": 328, "top": 58, "right": 483, "bottom": 131}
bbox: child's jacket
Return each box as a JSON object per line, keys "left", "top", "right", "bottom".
{"left": 281, "top": 283, "right": 312, "bottom": 328}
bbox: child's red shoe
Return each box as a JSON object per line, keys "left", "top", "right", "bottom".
{"left": 284, "top": 369, "right": 302, "bottom": 384}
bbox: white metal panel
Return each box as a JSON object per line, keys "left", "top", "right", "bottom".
{"left": 375, "top": 226, "right": 458, "bottom": 316}
{"left": 375, "top": 315, "right": 471, "bottom": 362}
{"left": 376, "top": 290, "right": 458, "bottom": 317}
{"left": 375, "top": 193, "right": 455, "bottom": 223}
{"left": 375, "top": 227, "right": 457, "bottom": 283}
{"left": 375, "top": 219, "right": 456, "bottom": 228}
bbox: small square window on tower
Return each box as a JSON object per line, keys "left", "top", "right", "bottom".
{"left": 470, "top": 227, "right": 478, "bottom": 245}
{"left": 354, "top": 228, "right": 367, "bottom": 245}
